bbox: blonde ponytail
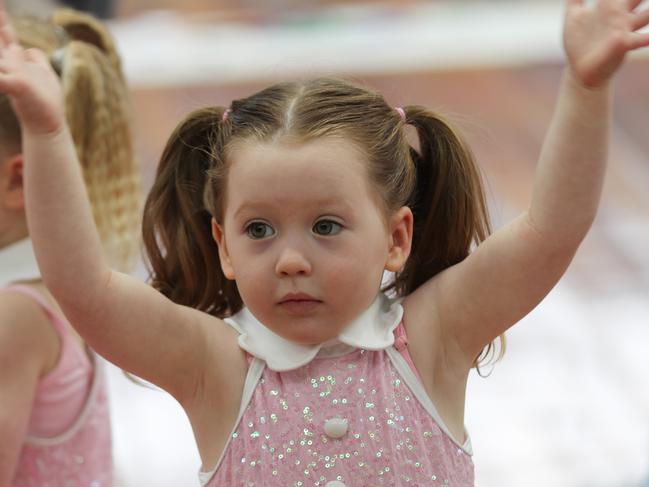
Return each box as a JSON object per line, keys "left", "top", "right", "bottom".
{"left": 8, "top": 9, "right": 142, "bottom": 272}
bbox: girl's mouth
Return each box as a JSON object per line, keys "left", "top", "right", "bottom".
{"left": 278, "top": 293, "right": 322, "bottom": 314}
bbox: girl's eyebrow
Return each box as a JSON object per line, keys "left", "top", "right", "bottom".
{"left": 233, "top": 197, "right": 354, "bottom": 219}
{"left": 232, "top": 201, "right": 269, "bottom": 219}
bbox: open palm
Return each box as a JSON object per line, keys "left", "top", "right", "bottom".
{"left": 0, "top": 9, "right": 64, "bottom": 135}
{"left": 564, "top": 0, "right": 649, "bottom": 88}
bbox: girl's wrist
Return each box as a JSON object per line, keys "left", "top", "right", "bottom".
{"left": 23, "top": 120, "right": 70, "bottom": 148}
{"left": 565, "top": 66, "right": 611, "bottom": 94}
{"left": 22, "top": 116, "right": 68, "bottom": 140}
{"left": 559, "top": 67, "right": 612, "bottom": 129}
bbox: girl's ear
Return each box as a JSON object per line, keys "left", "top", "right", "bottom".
{"left": 385, "top": 206, "right": 413, "bottom": 272}
{"left": 1, "top": 155, "right": 25, "bottom": 210}
{"left": 211, "top": 218, "right": 235, "bottom": 280}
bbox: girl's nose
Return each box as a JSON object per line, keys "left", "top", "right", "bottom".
{"left": 275, "top": 247, "right": 312, "bottom": 277}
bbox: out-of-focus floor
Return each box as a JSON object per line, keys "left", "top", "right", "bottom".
{"left": 98, "top": 2, "right": 649, "bottom": 486}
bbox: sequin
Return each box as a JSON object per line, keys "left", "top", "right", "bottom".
{"left": 205, "top": 347, "right": 474, "bottom": 485}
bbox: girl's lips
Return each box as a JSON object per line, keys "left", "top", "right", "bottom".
{"left": 278, "top": 294, "right": 322, "bottom": 314}
{"left": 279, "top": 292, "right": 318, "bottom": 302}
{"left": 279, "top": 299, "right": 321, "bottom": 314}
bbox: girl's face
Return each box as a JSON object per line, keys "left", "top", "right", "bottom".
{"left": 213, "top": 136, "right": 412, "bottom": 345}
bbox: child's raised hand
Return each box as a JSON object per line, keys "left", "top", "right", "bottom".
{"left": 0, "top": 7, "right": 64, "bottom": 135}
{"left": 564, "top": 0, "right": 649, "bottom": 88}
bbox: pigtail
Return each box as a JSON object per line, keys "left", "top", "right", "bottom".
{"left": 395, "top": 106, "right": 490, "bottom": 292}
{"left": 51, "top": 9, "right": 123, "bottom": 76}
{"left": 142, "top": 107, "right": 241, "bottom": 317}
{"left": 51, "top": 9, "right": 141, "bottom": 272}
{"left": 394, "top": 106, "right": 503, "bottom": 371}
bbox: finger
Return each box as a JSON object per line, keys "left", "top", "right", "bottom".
{"left": 632, "top": 7, "right": 649, "bottom": 29}
{"left": 0, "top": 10, "right": 16, "bottom": 48}
{"left": 0, "top": 43, "right": 24, "bottom": 66}
{"left": 630, "top": 31, "right": 649, "bottom": 49}
{"left": 0, "top": 44, "right": 17, "bottom": 70}
{"left": 0, "top": 73, "right": 21, "bottom": 95}
{"left": 628, "top": 0, "right": 644, "bottom": 11}
{"left": 24, "top": 48, "right": 54, "bottom": 71}
{"left": 24, "top": 47, "right": 48, "bottom": 64}
{"left": 566, "top": 0, "right": 585, "bottom": 6}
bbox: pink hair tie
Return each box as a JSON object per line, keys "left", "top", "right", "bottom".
{"left": 395, "top": 106, "right": 406, "bottom": 122}
{"left": 222, "top": 108, "right": 232, "bottom": 122}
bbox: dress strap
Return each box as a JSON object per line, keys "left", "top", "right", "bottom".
{"left": 392, "top": 321, "right": 424, "bottom": 384}
{"left": 1, "top": 284, "right": 65, "bottom": 334}
{"left": 198, "top": 356, "right": 265, "bottom": 486}
{"left": 0, "top": 284, "right": 91, "bottom": 367}
{"left": 389, "top": 320, "right": 473, "bottom": 454}
{"left": 2, "top": 284, "right": 53, "bottom": 310}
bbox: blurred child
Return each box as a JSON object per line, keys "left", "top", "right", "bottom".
{"left": 0, "top": 8, "right": 140, "bottom": 486}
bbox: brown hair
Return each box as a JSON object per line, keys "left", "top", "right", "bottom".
{"left": 0, "top": 9, "right": 141, "bottom": 271}
{"left": 143, "top": 78, "right": 504, "bottom": 368}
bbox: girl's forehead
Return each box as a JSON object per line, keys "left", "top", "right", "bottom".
{"left": 230, "top": 136, "right": 365, "bottom": 165}
{"left": 224, "top": 137, "right": 380, "bottom": 213}
{"left": 228, "top": 137, "right": 369, "bottom": 187}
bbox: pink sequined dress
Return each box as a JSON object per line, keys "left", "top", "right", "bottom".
{"left": 2, "top": 285, "right": 113, "bottom": 487}
{"left": 199, "top": 294, "right": 474, "bottom": 486}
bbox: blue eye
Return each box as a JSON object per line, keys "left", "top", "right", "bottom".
{"left": 313, "top": 220, "right": 342, "bottom": 236}
{"left": 246, "top": 222, "right": 275, "bottom": 239}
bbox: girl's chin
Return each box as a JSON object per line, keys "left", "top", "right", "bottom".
{"left": 274, "top": 324, "right": 339, "bottom": 346}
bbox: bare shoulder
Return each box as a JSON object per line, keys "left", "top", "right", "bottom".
{"left": 402, "top": 275, "right": 444, "bottom": 367}
{"left": 202, "top": 312, "right": 247, "bottom": 415}
{"left": 400, "top": 270, "right": 473, "bottom": 379}
{"left": 400, "top": 277, "right": 472, "bottom": 442}
{"left": 200, "top": 311, "right": 248, "bottom": 391}
{"left": 0, "top": 291, "right": 59, "bottom": 377}
{"left": 182, "top": 308, "right": 248, "bottom": 465}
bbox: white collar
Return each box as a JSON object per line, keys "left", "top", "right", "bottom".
{"left": 225, "top": 293, "right": 403, "bottom": 372}
{"left": 0, "top": 238, "right": 41, "bottom": 287}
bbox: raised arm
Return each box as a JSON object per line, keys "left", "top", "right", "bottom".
{"left": 404, "top": 0, "right": 649, "bottom": 367}
{"left": 0, "top": 9, "right": 237, "bottom": 403}
{"left": 532, "top": 0, "right": 649, "bottom": 235}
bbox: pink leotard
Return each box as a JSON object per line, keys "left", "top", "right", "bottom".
{"left": 3, "top": 285, "right": 113, "bottom": 487}
{"left": 200, "top": 295, "right": 474, "bottom": 486}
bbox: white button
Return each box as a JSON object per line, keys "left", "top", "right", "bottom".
{"left": 324, "top": 418, "right": 348, "bottom": 438}
{"left": 325, "top": 481, "right": 346, "bottom": 487}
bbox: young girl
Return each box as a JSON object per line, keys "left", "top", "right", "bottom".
{"left": 0, "top": 8, "right": 140, "bottom": 486}
{"left": 2, "top": 0, "right": 648, "bottom": 485}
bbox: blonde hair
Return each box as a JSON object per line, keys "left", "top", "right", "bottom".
{"left": 0, "top": 9, "right": 141, "bottom": 271}
{"left": 143, "top": 78, "right": 505, "bottom": 370}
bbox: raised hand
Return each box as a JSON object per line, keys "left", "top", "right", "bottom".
{"left": 0, "top": 7, "right": 64, "bottom": 135}
{"left": 564, "top": 0, "right": 649, "bottom": 88}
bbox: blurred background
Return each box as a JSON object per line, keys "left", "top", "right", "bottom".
{"left": 7, "top": 0, "right": 649, "bottom": 486}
